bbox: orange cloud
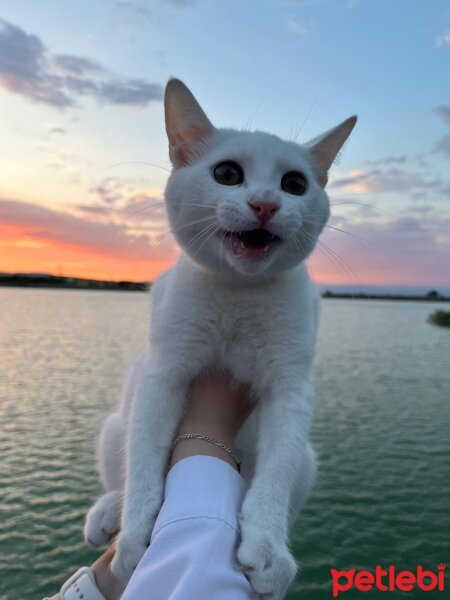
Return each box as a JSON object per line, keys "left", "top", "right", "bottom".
{"left": 0, "top": 201, "right": 178, "bottom": 281}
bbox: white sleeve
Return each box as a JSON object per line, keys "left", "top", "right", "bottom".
{"left": 121, "top": 455, "right": 256, "bottom": 600}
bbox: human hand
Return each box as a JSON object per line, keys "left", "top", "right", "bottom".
{"left": 47, "top": 544, "right": 125, "bottom": 600}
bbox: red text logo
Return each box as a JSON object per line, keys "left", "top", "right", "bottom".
{"left": 330, "top": 564, "right": 445, "bottom": 597}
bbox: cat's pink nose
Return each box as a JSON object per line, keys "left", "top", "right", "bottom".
{"left": 248, "top": 199, "right": 280, "bottom": 226}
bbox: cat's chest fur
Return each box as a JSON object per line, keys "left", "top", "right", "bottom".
{"left": 149, "top": 256, "right": 318, "bottom": 385}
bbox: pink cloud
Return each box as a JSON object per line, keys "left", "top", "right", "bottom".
{"left": 0, "top": 197, "right": 176, "bottom": 264}
{"left": 311, "top": 214, "right": 450, "bottom": 286}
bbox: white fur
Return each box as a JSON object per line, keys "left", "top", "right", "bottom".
{"left": 84, "top": 79, "right": 356, "bottom": 598}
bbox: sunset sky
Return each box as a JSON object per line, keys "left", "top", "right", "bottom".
{"left": 0, "top": 0, "right": 449, "bottom": 291}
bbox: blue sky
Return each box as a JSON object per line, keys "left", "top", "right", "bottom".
{"left": 0, "top": 0, "right": 449, "bottom": 289}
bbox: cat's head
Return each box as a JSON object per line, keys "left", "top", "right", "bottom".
{"left": 164, "top": 78, "right": 356, "bottom": 279}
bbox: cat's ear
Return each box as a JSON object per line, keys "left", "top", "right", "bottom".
{"left": 164, "top": 78, "right": 215, "bottom": 167}
{"left": 306, "top": 116, "right": 357, "bottom": 187}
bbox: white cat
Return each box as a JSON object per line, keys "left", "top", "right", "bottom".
{"left": 84, "top": 79, "right": 356, "bottom": 598}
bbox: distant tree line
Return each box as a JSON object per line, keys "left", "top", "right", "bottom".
{"left": 322, "top": 289, "right": 449, "bottom": 302}
{"left": 0, "top": 273, "right": 148, "bottom": 291}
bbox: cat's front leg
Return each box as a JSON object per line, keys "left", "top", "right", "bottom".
{"left": 111, "top": 367, "right": 186, "bottom": 582}
{"left": 238, "top": 381, "right": 315, "bottom": 599}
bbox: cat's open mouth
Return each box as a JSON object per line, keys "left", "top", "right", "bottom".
{"left": 222, "top": 229, "right": 282, "bottom": 260}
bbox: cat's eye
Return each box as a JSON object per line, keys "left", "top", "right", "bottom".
{"left": 281, "top": 171, "right": 307, "bottom": 196}
{"left": 213, "top": 161, "right": 244, "bottom": 186}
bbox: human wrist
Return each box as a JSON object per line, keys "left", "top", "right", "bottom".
{"left": 170, "top": 403, "right": 239, "bottom": 469}
{"left": 170, "top": 430, "right": 238, "bottom": 471}
{"left": 169, "top": 374, "right": 251, "bottom": 471}
{"left": 170, "top": 397, "right": 239, "bottom": 468}
{"left": 177, "top": 415, "right": 235, "bottom": 446}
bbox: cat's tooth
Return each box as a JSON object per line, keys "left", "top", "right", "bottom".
{"left": 240, "top": 240, "right": 246, "bottom": 250}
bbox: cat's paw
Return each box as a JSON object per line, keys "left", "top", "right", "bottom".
{"left": 84, "top": 491, "right": 121, "bottom": 548}
{"left": 111, "top": 528, "right": 150, "bottom": 582}
{"left": 238, "top": 520, "right": 297, "bottom": 599}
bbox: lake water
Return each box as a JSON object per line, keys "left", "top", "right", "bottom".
{"left": 0, "top": 288, "right": 449, "bottom": 600}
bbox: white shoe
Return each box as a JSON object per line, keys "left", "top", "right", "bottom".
{"left": 42, "top": 566, "right": 106, "bottom": 600}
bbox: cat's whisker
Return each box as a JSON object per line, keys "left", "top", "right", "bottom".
{"left": 318, "top": 240, "right": 365, "bottom": 290}
{"left": 219, "top": 229, "right": 228, "bottom": 271}
{"left": 221, "top": 230, "right": 228, "bottom": 269}
{"left": 300, "top": 227, "right": 364, "bottom": 290}
{"left": 132, "top": 216, "right": 217, "bottom": 270}
{"left": 155, "top": 216, "right": 217, "bottom": 246}
{"left": 121, "top": 201, "right": 217, "bottom": 226}
{"left": 324, "top": 224, "right": 384, "bottom": 256}
{"left": 308, "top": 231, "right": 351, "bottom": 276}
{"left": 329, "top": 198, "right": 395, "bottom": 218}
{"left": 243, "top": 102, "right": 264, "bottom": 131}
{"left": 120, "top": 202, "right": 167, "bottom": 225}
{"left": 306, "top": 258, "right": 316, "bottom": 282}
{"left": 187, "top": 222, "right": 219, "bottom": 254}
{"left": 191, "top": 224, "right": 221, "bottom": 260}
{"left": 329, "top": 192, "right": 369, "bottom": 200}
{"left": 186, "top": 222, "right": 215, "bottom": 249}
{"left": 125, "top": 199, "right": 217, "bottom": 215}
{"left": 306, "top": 238, "right": 352, "bottom": 286}
{"left": 293, "top": 81, "right": 323, "bottom": 142}
{"left": 300, "top": 219, "right": 383, "bottom": 257}
{"left": 294, "top": 235, "right": 308, "bottom": 259}
{"left": 288, "top": 116, "right": 298, "bottom": 143}
{"left": 296, "top": 237, "right": 314, "bottom": 282}
{"left": 125, "top": 205, "right": 218, "bottom": 273}
{"left": 104, "top": 161, "right": 171, "bottom": 173}
{"left": 172, "top": 202, "right": 217, "bottom": 209}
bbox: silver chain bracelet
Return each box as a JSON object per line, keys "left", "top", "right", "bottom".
{"left": 172, "top": 433, "right": 241, "bottom": 472}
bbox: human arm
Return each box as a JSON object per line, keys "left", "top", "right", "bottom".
{"left": 47, "top": 373, "right": 253, "bottom": 600}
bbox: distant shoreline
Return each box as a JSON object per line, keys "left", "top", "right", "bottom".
{"left": 0, "top": 274, "right": 148, "bottom": 292}
{"left": 1, "top": 273, "right": 449, "bottom": 301}
{"left": 321, "top": 292, "right": 450, "bottom": 302}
